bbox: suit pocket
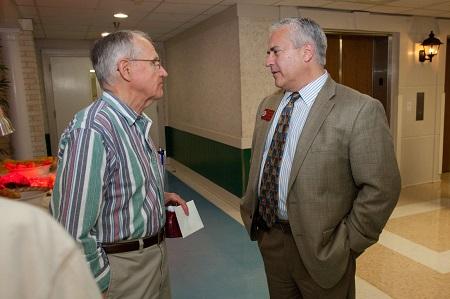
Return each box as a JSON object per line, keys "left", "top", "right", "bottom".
{"left": 322, "top": 227, "right": 335, "bottom": 246}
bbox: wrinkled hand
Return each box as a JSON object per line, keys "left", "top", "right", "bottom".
{"left": 164, "top": 192, "right": 189, "bottom": 215}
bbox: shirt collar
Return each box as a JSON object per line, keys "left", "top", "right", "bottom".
{"left": 285, "top": 71, "right": 328, "bottom": 106}
{"left": 101, "top": 91, "right": 152, "bottom": 127}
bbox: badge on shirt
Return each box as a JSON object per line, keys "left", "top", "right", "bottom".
{"left": 261, "top": 109, "right": 275, "bottom": 121}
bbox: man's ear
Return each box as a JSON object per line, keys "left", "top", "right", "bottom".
{"left": 303, "top": 44, "right": 314, "bottom": 63}
{"left": 117, "top": 59, "right": 132, "bottom": 82}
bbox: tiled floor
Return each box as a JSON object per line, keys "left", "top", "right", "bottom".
{"left": 356, "top": 173, "right": 450, "bottom": 298}
{"left": 168, "top": 159, "right": 450, "bottom": 298}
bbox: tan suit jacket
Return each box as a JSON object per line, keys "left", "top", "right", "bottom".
{"left": 241, "top": 77, "right": 401, "bottom": 289}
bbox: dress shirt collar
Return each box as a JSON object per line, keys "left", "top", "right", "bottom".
{"left": 101, "top": 91, "right": 153, "bottom": 127}
{"left": 284, "top": 71, "right": 328, "bottom": 106}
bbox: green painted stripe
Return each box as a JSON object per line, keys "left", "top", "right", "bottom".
{"left": 165, "top": 127, "right": 250, "bottom": 197}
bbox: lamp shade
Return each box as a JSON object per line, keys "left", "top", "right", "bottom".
{"left": 0, "top": 107, "right": 14, "bottom": 136}
{"left": 419, "top": 31, "right": 443, "bottom": 62}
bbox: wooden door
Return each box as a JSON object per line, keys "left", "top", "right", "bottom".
{"left": 442, "top": 38, "right": 450, "bottom": 173}
{"left": 341, "top": 35, "right": 373, "bottom": 96}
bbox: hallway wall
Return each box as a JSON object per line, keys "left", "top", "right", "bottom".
{"left": 165, "top": 6, "right": 250, "bottom": 196}
{"left": 165, "top": 4, "right": 450, "bottom": 194}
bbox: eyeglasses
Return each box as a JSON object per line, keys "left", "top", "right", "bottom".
{"left": 128, "top": 58, "right": 162, "bottom": 69}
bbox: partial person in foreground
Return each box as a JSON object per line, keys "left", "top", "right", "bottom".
{"left": 51, "top": 30, "right": 188, "bottom": 299}
{"left": 241, "top": 17, "right": 401, "bottom": 298}
{"left": 0, "top": 198, "right": 101, "bottom": 299}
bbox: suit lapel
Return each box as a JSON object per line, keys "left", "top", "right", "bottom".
{"left": 287, "top": 78, "right": 336, "bottom": 193}
{"left": 250, "top": 91, "right": 284, "bottom": 191}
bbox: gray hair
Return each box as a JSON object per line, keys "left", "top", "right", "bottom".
{"left": 90, "top": 30, "right": 153, "bottom": 87}
{"left": 271, "top": 17, "right": 327, "bottom": 66}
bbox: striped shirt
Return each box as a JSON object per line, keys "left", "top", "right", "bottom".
{"left": 259, "top": 71, "right": 328, "bottom": 220}
{"left": 51, "top": 91, "right": 165, "bottom": 292}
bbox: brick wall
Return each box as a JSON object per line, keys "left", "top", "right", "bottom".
{"left": 0, "top": 39, "right": 12, "bottom": 158}
{"left": 18, "top": 30, "right": 46, "bottom": 157}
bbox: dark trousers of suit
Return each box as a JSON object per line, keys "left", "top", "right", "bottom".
{"left": 257, "top": 226, "right": 355, "bottom": 299}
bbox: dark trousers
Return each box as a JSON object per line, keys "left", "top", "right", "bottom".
{"left": 257, "top": 226, "right": 356, "bottom": 299}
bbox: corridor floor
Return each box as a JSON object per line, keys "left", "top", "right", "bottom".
{"left": 167, "top": 161, "right": 450, "bottom": 299}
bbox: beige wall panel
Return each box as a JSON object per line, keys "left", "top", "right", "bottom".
{"left": 165, "top": 7, "right": 242, "bottom": 146}
{"left": 399, "top": 86, "right": 437, "bottom": 138}
{"left": 401, "top": 136, "right": 434, "bottom": 186}
{"left": 238, "top": 17, "right": 278, "bottom": 142}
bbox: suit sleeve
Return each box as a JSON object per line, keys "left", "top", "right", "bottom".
{"left": 346, "top": 98, "right": 401, "bottom": 253}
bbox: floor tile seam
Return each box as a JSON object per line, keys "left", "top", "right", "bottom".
{"left": 379, "top": 230, "right": 450, "bottom": 274}
{"left": 390, "top": 198, "right": 443, "bottom": 219}
{"left": 355, "top": 276, "right": 392, "bottom": 299}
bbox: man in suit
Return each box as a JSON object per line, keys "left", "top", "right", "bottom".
{"left": 240, "top": 17, "right": 401, "bottom": 298}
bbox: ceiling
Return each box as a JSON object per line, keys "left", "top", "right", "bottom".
{"left": 10, "top": 0, "right": 450, "bottom": 41}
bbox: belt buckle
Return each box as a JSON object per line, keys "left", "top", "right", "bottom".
{"left": 138, "top": 239, "right": 144, "bottom": 251}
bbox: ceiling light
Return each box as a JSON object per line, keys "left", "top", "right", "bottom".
{"left": 113, "top": 12, "right": 128, "bottom": 19}
{"left": 89, "top": 69, "right": 95, "bottom": 73}
{"left": 101, "top": 32, "right": 110, "bottom": 37}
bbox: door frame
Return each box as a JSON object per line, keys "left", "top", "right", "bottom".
{"left": 41, "top": 49, "right": 90, "bottom": 155}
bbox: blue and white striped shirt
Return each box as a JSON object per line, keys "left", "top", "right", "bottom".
{"left": 259, "top": 71, "right": 328, "bottom": 219}
{"left": 51, "top": 91, "right": 165, "bottom": 292}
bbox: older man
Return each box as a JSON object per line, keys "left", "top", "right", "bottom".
{"left": 51, "top": 30, "right": 188, "bottom": 299}
{"left": 241, "top": 18, "right": 401, "bottom": 298}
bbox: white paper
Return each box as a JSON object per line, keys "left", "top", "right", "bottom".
{"left": 174, "top": 200, "right": 204, "bottom": 238}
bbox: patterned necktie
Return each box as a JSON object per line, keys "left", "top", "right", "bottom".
{"left": 259, "top": 92, "right": 300, "bottom": 227}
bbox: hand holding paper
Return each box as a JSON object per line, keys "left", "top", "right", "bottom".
{"left": 174, "top": 201, "right": 204, "bottom": 238}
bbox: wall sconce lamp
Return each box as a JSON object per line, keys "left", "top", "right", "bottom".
{"left": 419, "top": 31, "right": 443, "bottom": 62}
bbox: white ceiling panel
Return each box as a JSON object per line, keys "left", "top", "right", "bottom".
{"left": 405, "top": 8, "right": 450, "bottom": 16}
{"left": 92, "top": 9, "right": 150, "bottom": 23}
{"left": 339, "top": 0, "right": 396, "bottom": 4}
{"left": 154, "top": 2, "right": 212, "bottom": 14}
{"left": 140, "top": 12, "right": 197, "bottom": 23}
{"left": 276, "top": 0, "right": 333, "bottom": 6}
{"left": 185, "top": 13, "right": 212, "bottom": 25}
{"left": 388, "top": 0, "right": 445, "bottom": 8}
{"left": 429, "top": 2, "right": 450, "bottom": 11}
{"left": 138, "top": 19, "right": 185, "bottom": 29}
{"left": 43, "top": 30, "right": 87, "bottom": 39}
{"left": 42, "top": 24, "right": 90, "bottom": 31}
{"left": 38, "top": 14, "right": 96, "bottom": 25}
{"left": 323, "top": 2, "right": 376, "bottom": 11}
{"left": 164, "top": 0, "right": 223, "bottom": 4}
{"left": 201, "top": 5, "right": 231, "bottom": 15}
{"left": 222, "top": 0, "right": 280, "bottom": 5}
{"left": 37, "top": 7, "right": 96, "bottom": 17}
{"left": 365, "top": 5, "right": 413, "bottom": 14}
{"left": 96, "top": 0, "right": 161, "bottom": 11}
{"left": 35, "top": 0, "right": 100, "bottom": 9}
{"left": 9, "top": 0, "right": 450, "bottom": 41}
{"left": 437, "top": 11, "right": 450, "bottom": 17}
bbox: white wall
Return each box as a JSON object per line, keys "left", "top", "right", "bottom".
{"left": 166, "top": 4, "right": 449, "bottom": 187}
{"left": 165, "top": 6, "right": 243, "bottom": 148}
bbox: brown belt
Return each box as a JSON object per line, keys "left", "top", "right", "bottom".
{"left": 272, "top": 220, "right": 291, "bottom": 233}
{"left": 102, "top": 228, "right": 165, "bottom": 254}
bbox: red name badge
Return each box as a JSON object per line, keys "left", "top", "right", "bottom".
{"left": 261, "top": 109, "right": 274, "bottom": 121}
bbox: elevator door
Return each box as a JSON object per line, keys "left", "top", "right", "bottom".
{"left": 325, "top": 34, "right": 390, "bottom": 121}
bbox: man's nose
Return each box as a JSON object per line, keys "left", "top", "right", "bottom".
{"left": 265, "top": 53, "right": 275, "bottom": 67}
{"left": 160, "top": 66, "right": 168, "bottom": 77}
